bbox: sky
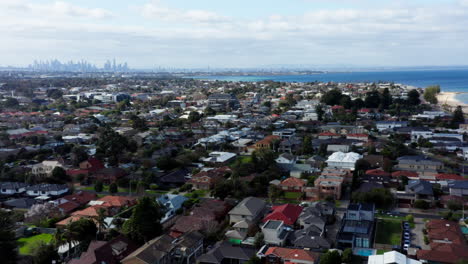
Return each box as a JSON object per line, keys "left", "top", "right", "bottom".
{"left": 1, "top": 0, "right": 468, "bottom": 69}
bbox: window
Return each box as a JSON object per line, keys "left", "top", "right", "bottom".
{"left": 355, "top": 237, "right": 362, "bottom": 248}
{"left": 362, "top": 238, "right": 369, "bottom": 248}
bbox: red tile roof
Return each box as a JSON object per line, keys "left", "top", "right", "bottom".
{"left": 263, "top": 204, "right": 303, "bottom": 226}
{"left": 365, "top": 169, "right": 391, "bottom": 177}
{"left": 280, "top": 177, "right": 306, "bottom": 187}
{"left": 417, "top": 243, "right": 468, "bottom": 264}
{"left": 391, "top": 171, "right": 419, "bottom": 178}
{"left": 435, "top": 173, "right": 466, "bottom": 181}
{"left": 97, "top": 196, "right": 136, "bottom": 208}
{"left": 318, "top": 131, "right": 339, "bottom": 137}
{"left": 264, "top": 247, "right": 319, "bottom": 262}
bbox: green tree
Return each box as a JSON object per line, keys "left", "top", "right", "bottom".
{"left": 413, "top": 200, "right": 430, "bottom": 209}
{"left": 109, "top": 182, "right": 118, "bottom": 194}
{"left": 407, "top": 89, "right": 421, "bottom": 105}
{"left": 365, "top": 91, "right": 381, "bottom": 108}
{"left": 451, "top": 106, "right": 465, "bottom": 127}
{"left": 94, "top": 180, "right": 104, "bottom": 192}
{"left": 447, "top": 200, "right": 462, "bottom": 211}
{"left": 49, "top": 166, "right": 69, "bottom": 184}
{"left": 381, "top": 88, "right": 392, "bottom": 109}
{"left": 268, "top": 185, "right": 284, "bottom": 203}
{"left": 405, "top": 214, "right": 414, "bottom": 224}
{"left": 130, "top": 114, "right": 148, "bottom": 131}
{"left": 123, "top": 196, "right": 163, "bottom": 243}
{"left": 352, "top": 188, "right": 394, "bottom": 209}
{"left": 302, "top": 135, "right": 314, "bottom": 155}
{"left": 0, "top": 211, "right": 17, "bottom": 264}
{"left": 95, "top": 208, "right": 108, "bottom": 237}
{"left": 321, "top": 89, "right": 343, "bottom": 106}
{"left": 253, "top": 232, "right": 265, "bottom": 249}
{"left": 342, "top": 248, "right": 353, "bottom": 264}
{"left": 315, "top": 104, "right": 325, "bottom": 121}
{"left": 423, "top": 85, "right": 440, "bottom": 104}
{"left": 340, "top": 95, "right": 353, "bottom": 109}
{"left": 188, "top": 111, "right": 201, "bottom": 123}
{"left": 4, "top": 97, "right": 19, "bottom": 108}
{"left": 31, "top": 242, "right": 59, "bottom": 264}
{"left": 320, "top": 250, "right": 342, "bottom": 264}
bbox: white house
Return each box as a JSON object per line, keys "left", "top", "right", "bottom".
{"left": 368, "top": 250, "right": 421, "bottom": 264}
{"left": 25, "top": 184, "right": 68, "bottom": 197}
{"left": 261, "top": 220, "right": 288, "bottom": 246}
{"left": 275, "top": 153, "right": 297, "bottom": 164}
{"left": 31, "top": 160, "right": 64, "bottom": 178}
{"left": 202, "top": 152, "right": 237, "bottom": 164}
{"left": 157, "top": 194, "right": 189, "bottom": 223}
{"left": 0, "top": 182, "right": 29, "bottom": 195}
{"left": 326, "top": 152, "right": 363, "bottom": 170}
{"left": 376, "top": 121, "right": 408, "bottom": 132}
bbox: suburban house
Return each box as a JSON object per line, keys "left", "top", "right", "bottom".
{"left": 275, "top": 153, "right": 297, "bottom": 164}
{"left": 262, "top": 203, "right": 303, "bottom": 226}
{"left": 326, "top": 152, "right": 363, "bottom": 170}
{"left": 337, "top": 203, "right": 375, "bottom": 249}
{"left": 31, "top": 160, "right": 65, "bottom": 178}
{"left": 202, "top": 152, "right": 237, "bottom": 165}
{"left": 0, "top": 182, "right": 29, "bottom": 196}
{"left": 69, "top": 236, "right": 138, "bottom": 264}
{"left": 121, "top": 231, "right": 204, "bottom": 264}
{"left": 313, "top": 175, "right": 344, "bottom": 200}
{"left": 88, "top": 168, "right": 127, "bottom": 184}
{"left": 288, "top": 226, "right": 331, "bottom": 252}
{"left": 257, "top": 246, "right": 320, "bottom": 264}
{"left": 189, "top": 167, "right": 231, "bottom": 190}
{"left": 255, "top": 135, "right": 280, "bottom": 150}
{"left": 395, "top": 156, "right": 443, "bottom": 177}
{"left": 261, "top": 220, "right": 289, "bottom": 246}
{"left": 403, "top": 180, "right": 435, "bottom": 204}
{"left": 417, "top": 220, "right": 468, "bottom": 264}
{"left": 229, "top": 197, "right": 267, "bottom": 225}
{"left": 448, "top": 181, "right": 468, "bottom": 197}
{"left": 25, "top": 184, "right": 69, "bottom": 197}
{"left": 197, "top": 241, "right": 256, "bottom": 264}
{"left": 278, "top": 177, "right": 306, "bottom": 192}
{"left": 368, "top": 251, "right": 421, "bottom": 264}
{"left": 157, "top": 194, "right": 189, "bottom": 223}
{"left": 375, "top": 121, "right": 408, "bottom": 132}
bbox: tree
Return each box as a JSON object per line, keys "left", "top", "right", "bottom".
{"left": 69, "top": 218, "right": 97, "bottom": 243}
{"left": 130, "top": 114, "right": 148, "bottom": 131}
{"left": 123, "top": 196, "right": 163, "bottom": 243}
{"left": 320, "top": 250, "right": 341, "bottom": 264}
{"left": 71, "top": 146, "right": 89, "bottom": 166}
{"left": 24, "top": 203, "right": 62, "bottom": 224}
{"left": 253, "top": 232, "right": 265, "bottom": 249}
{"left": 49, "top": 166, "right": 68, "bottom": 184}
{"left": 340, "top": 95, "right": 353, "bottom": 109}
{"left": 407, "top": 89, "right": 421, "bottom": 105}
{"left": 188, "top": 111, "right": 201, "bottom": 123}
{"left": 315, "top": 104, "right": 325, "bottom": 121}
{"left": 447, "top": 200, "right": 463, "bottom": 211}
{"left": 452, "top": 106, "right": 465, "bottom": 126}
{"left": 4, "top": 97, "right": 19, "bottom": 108}
{"left": 96, "top": 127, "right": 130, "bottom": 163}
{"left": 31, "top": 242, "right": 59, "bottom": 264}
{"left": 355, "top": 159, "right": 371, "bottom": 173}
{"left": 342, "top": 248, "right": 353, "bottom": 264}
{"left": 268, "top": 185, "right": 284, "bottom": 203}
{"left": 365, "top": 91, "right": 381, "bottom": 108}
{"left": 321, "top": 89, "right": 343, "bottom": 106}
{"left": 0, "top": 211, "right": 17, "bottom": 264}
{"left": 381, "top": 88, "right": 392, "bottom": 109}
{"left": 352, "top": 188, "right": 394, "bottom": 209}
{"left": 413, "top": 199, "right": 430, "bottom": 209}
{"left": 302, "top": 136, "right": 314, "bottom": 155}
{"left": 94, "top": 180, "right": 103, "bottom": 192}
{"left": 95, "top": 208, "right": 108, "bottom": 237}
{"left": 405, "top": 214, "right": 414, "bottom": 224}
{"left": 423, "top": 85, "right": 440, "bottom": 104}
{"left": 109, "top": 182, "right": 118, "bottom": 194}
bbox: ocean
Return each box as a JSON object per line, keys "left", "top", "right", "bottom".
{"left": 191, "top": 69, "right": 468, "bottom": 103}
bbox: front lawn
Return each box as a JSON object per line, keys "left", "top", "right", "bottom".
{"left": 284, "top": 192, "right": 303, "bottom": 199}
{"left": 184, "top": 189, "right": 207, "bottom": 198}
{"left": 18, "top": 233, "right": 54, "bottom": 255}
{"left": 375, "top": 219, "right": 402, "bottom": 245}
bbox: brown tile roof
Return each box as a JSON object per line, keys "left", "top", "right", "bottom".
{"left": 280, "top": 177, "right": 306, "bottom": 187}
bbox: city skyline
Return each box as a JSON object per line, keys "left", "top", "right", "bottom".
{"left": 1, "top": 0, "right": 468, "bottom": 68}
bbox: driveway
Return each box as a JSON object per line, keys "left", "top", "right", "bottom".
{"left": 412, "top": 218, "right": 430, "bottom": 250}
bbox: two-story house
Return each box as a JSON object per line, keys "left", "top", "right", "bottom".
{"left": 337, "top": 203, "right": 375, "bottom": 249}
{"left": 229, "top": 197, "right": 267, "bottom": 225}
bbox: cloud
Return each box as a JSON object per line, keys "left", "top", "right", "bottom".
{"left": 141, "top": 0, "right": 229, "bottom": 23}
{"left": 0, "top": 0, "right": 113, "bottom": 20}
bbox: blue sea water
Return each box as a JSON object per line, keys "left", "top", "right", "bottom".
{"left": 191, "top": 69, "right": 468, "bottom": 103}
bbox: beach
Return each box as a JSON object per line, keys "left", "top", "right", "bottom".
{"left": 437, "top": 92, "right": 468, "bottom": 111}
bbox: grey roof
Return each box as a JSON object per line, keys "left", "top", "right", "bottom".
{"left": 0, "top": 182, "right": 29, "bottom": 189}
{"left": 397, "top": 155, "right": 442, "bottom": 165}
{"left": 229, "top": 197, "right": 266, "bottom": 217}
{"left": 264, "top": 220, "right": 282, "bottom": 229}
{"left": 3, "top": 198, "right": 36, "bottom": 209}
{"left": 448, "top": 180, "right": 468, "bottom": 190}
{"left": 290, "top": 226, "right": 331, "bottom": 250}
{"left": 197, "top": 242, "right": 255, "bottom": 264}
{"left": 25, "top": 183, "right": 68, "bottom": 192}
{"left": 407, "top": 180, "right": 434, "bottom": 196}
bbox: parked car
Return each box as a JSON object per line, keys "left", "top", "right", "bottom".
{"left": 403, "top": 222, "right": 410, "bottom": 229}
{"left": 403, "top": 244, "right": 410, "bottom": 251}
{"left": 404, "top": 233, "right": 411, "bottom": 240}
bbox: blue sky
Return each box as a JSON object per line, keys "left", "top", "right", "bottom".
{"left": 1, "top": 0, "right": 468, "bottom": 69}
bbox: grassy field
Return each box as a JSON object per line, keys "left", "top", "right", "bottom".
{"left": 375, "top": 219, "right": 402, "bottom": 245}
{"left": 18, "top": 233, "right": 54, "bottom": 255}
{"left": 376, "top": 249, "right": 389, "bottom": 255}
{"left": 184, "top": 189, "right": 207, "bottom": 198}
{"left": 284, "top": 192, "right": 303, "bottom": 199}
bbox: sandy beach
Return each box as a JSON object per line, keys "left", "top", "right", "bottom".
{"left": 437, "top": 92, "right": 468, "bottom": 111}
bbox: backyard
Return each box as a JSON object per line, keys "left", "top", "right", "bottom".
{"left": 375, "top": 219, "right": 402, "bottom": 246}
{"left": 17, "top": 233, "right": 54, "bottom": 255}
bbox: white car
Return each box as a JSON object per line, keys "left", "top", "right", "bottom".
{"left": 403, "top": 244, "right": 410, "bottom": 251}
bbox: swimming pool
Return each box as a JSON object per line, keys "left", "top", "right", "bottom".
{"left": 461, "top": 226, "right": 468, "bottom": 234}
{"left": 355, "top": 248, "right": 376, "bottom": 257}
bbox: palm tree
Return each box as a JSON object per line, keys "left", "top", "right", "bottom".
{"left": 94, "top": 208, "right": 108, "bottom": 239}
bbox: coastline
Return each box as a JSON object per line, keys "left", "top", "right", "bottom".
{"left": 437, "top": 92, "right": 468, "bottom": 111}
